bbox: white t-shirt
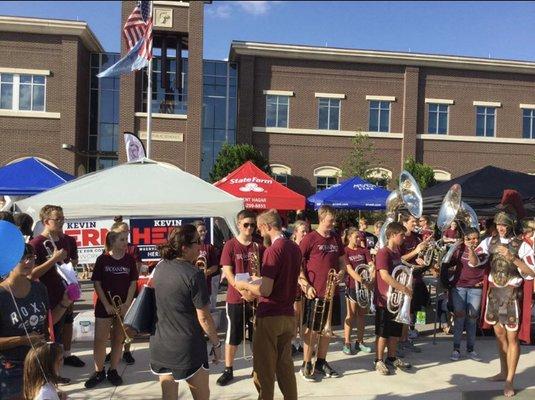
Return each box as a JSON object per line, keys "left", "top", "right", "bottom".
{"left": 476, "top": 236, "right": 535, "bottom": 287}
{"left": 34, "top": 383, "right": 60, "bottom": 400}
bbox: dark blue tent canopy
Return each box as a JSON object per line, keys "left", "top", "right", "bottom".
{"left": 0, "top": 158, "right": 75, "bottom": 195}
{"left": 307, "top": 176, "right": 390, "bottom": 210}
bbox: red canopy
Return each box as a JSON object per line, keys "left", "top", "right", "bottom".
{"left": 214, "top": 161, "right": 305, "bottom": 211}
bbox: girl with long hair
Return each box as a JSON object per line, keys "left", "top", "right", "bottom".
{"left": 23, "top": 342, "right": 65, "bottom": 400}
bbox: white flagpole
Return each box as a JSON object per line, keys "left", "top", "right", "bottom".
{"left": 145, "top": 1, "right": 154, "bottom": 159}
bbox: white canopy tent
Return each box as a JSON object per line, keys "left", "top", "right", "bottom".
{"left": 14, "top": 159, "right": 243, "bottom": 236}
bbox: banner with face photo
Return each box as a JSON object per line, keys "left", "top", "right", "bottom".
{"left": 129, "top": 217, "right": 211, "bottom": 261}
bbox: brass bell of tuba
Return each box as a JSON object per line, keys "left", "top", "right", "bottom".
{"left": 378, "top": 170, "right": 423, "bottom": 249}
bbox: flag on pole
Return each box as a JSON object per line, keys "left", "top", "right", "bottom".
{"left": 98, "top": 1, "right": 153, "bottom": 78}
{"left": 124, "top": 132, "right": 146, "bottom": 162}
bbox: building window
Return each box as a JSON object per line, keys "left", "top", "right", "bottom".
{"left": 314, "top": 166, "right": 340, "bottom": 192}
{"left": 434, "top": 169, "right": 451, "bottom": 182}
{"left": 476, "top": 106, "right": 495, "bottom": 137}
{"left": 266, "top": 95, "right": 289, "bottom": 128}
{"left": 366, "top": 167, "right": 392, "bottom": 188}
{"left": 318, "top": 98, "right": 340, "bottom": 130}
{"left": 522, "top": 109, "right": 535, "bottom": 139}
{"left": 428, "top": 104, "right": 448, "bottom": 134}
{"left": 0, "top": 73, "right": 46, "bottom": 111}
{"left": 271, "top": 164, "right": 291, "bottom": 187}
{"left": 369, "top": 101, "right": 390, "bottom": 132}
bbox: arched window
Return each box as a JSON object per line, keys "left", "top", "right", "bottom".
{"left": 271, "top": 164, "right": 291, "bottom": 186}
{"left": 434, "top": 169, "right": 451, "bottom": 182}
{"left": 313, "top": 166, "right": 341, "bottom": 192}
{"left": 7, "top": 156, "right": 58, "bottom": 168}
{"left": 366, "top": 167, "right": 392, "bottom": 188}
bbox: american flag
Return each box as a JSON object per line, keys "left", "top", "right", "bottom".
{"left": 123, "top": 1, "right": 152, "bottom": 60}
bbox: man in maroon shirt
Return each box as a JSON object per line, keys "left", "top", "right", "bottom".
{"left": 195, "top": 220, "right": 221, "bottom": 311}
{"left": 298, "top": 205, "right": 346, "bottom": 381}
{"left": 400, "top": 214, "right": 430, "bottom": 352}
{"left": 29, "top": 205, "right": 85, "bottom": 381}
{"left": 235, "top": 210, "right": 301, "bottom": 400}
{"left": 374, "top": 221, "right": 413, "bottom": 375}
{"left": 217, "top": 210, "right": 264, "bottom": 386}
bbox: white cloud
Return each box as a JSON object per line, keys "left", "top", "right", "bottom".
{"left": 207, "top": 1, "right": 279, "bottom": 19}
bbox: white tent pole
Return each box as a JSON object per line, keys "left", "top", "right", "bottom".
{"left": 145, "top": 1, "right": 154, "bottom": 159}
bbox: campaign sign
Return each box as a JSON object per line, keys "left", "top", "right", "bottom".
{"left": 64, "top": 219, "right": 119, "bottom": 264}
{"left": 129, "top": 217, "right": 211, "bottom": 261}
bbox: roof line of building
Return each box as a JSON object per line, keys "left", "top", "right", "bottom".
{"left": 0, "top": 15, "right": 103, "bottom": 53}
{"left": 229, "top": 41, "right": 535, "bottom": 75}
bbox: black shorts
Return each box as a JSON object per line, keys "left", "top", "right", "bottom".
{"left": 345, "top": 287, "right": 358, "bottom": 304}
{"left": 375, "top": 307, "right": 403, "bottom": 338}
{"left": 150, "top": 360, "right": 208, "bottom": 382}
{"left": 225, "top": 302, "right": 254, "bottom": 346}
{"left": 302, "top": 294, "right": 341, "bottom": 331}
{"left": 64, "top": 309, "right": 75, "bottom": 324}
{"left": 410, "top": 280, "right": 430, "bottom": 313}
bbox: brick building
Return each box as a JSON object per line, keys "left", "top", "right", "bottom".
{"left": 230, "top": 42, "right": 535, "bottom": 195}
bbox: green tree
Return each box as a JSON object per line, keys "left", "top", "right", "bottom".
{"left": 403, "top": 156, "right": 437, "bottom": 190}
{"left": 341, "top": 132, "right": 388, "bottom": 185}
{"left": 209, "top": 143, "right": 271, "bottom": 182}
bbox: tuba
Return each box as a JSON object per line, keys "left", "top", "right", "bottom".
{"left": 386, "top": 263, "right": 413, "bottom": 324}
{"left": 378, "top": 170, "right": 423, "bottom": 249}
{"left": 355, "top": 264, "right": 372, "bottom": 309}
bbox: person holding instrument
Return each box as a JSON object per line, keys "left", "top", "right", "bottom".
{"left": 85, "top": 230, "right": 138, "bottom": 389}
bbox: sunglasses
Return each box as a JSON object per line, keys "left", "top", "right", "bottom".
{"left": 243, "top": 223, "right": 256, "bottom": 229}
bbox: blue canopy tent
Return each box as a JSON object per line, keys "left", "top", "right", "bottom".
{"left": 307, "top": 176, "right": 390, "bottom": 210}
{"left": 0, "top": 157, "right": 75, "bottom": 196}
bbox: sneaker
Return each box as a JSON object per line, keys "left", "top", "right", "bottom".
{"left": 375, "top": 360, "right": 390, "bottom": 375}
{"left": 291, "top": 344, "right": 299, "bottom": 356}
{"left": 403, "top": 340, "right": 422, "bottom": 353}
{"left": 356, "top": 341, "right": 373, "bottom": 353}
{"left": 300, "top": 363, "right": 319, "bottom": 382}
{"left": 315, "top": 361, "right": 340, "bottom": 378}
{"left": 84, "top": 370, "right": 106, "bottom": 389}
{"left": 396, "top": 344, "right": 406, "bottom": 358}
{"left": 57, "top": 376, "right": 71, "bottom": 385}
{"left": 107, "top": 368, "right": 123, "bottom": 386}
{"left": 122, "top": 351, "right": 135, "bottom": 365}
{"left": 408, "top": 329, "right": 419, "bottom": 340}
{"left": 104, "top": 352, "right": 111, "bottom": 364}
{"left": 450, "top": 349, "right": 461, "bottom": 361}
{"left": 385, "top": 357, "right": 412, "bottom": 371}
{"left": 216, "top": 369, "right": 234, "bottom": 386}
{"left": 64, "top": 355, "right": 85, "bottom": 367}
{"left": 342, "top": 343, "right": 355, "bottom": 355}
{"left": 467, "top": 350, "right": 482, "bottom": 362}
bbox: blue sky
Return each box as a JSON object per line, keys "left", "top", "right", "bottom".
{"left": 3, "top": 1, "right": 535, "bottom": 61}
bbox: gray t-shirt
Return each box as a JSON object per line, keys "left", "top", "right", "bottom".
{"left": 0, "top": 281, "right": 49, "bottom": 362}
{"left": 149, "top": 259, "right": 210, "bottom": 370}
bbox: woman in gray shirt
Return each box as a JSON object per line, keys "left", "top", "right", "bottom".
{"left": 150, "top": 224, "right": 221, "bottom": 400}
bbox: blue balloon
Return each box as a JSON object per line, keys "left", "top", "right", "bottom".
{"left": 0, "top": 221, "right": 25, "bottom": 276}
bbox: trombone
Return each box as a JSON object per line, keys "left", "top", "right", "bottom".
{"left": 243, "top": 242, "right": 260, "bottom": 360}
{"left": 108, "top": 291, "right": 133, "bottom": 344}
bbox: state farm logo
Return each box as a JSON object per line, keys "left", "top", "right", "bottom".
{"left": 239, "top": 182, "right": 265, "bottom": 193}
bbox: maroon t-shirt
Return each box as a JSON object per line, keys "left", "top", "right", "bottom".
{"left": 30, "top": 233, "right": 78, "bottom": 309}
{"left": 421, "top": 228, "right": 434, "bottom": 241}
{"left": 220, "top": 238, "right": 265, "bottom": 304}
{"left": 91, "top": 253, "right": 139, "bottom": 318}
{"left": 344, "top": 246, "right": 372, "bottom": 289}
{"left": 257, "top": 237, "right": 302, "bottom": 318}
{"left": 401, "top": 231, "right": 425, "bottom": 283}
{"left": 374, "top": 247, "right": 401, "bottom": 308}
{"left": 452, "top": 244, "right": 485, "bottom": 288}
{"left": 443, "top": 228, "right": 459, "bottom": 239}
{"left": 299, "top": 230, "right": 344, "bottom": 298}
{"left": 199, "top": 243, "right": 220, "bottom": 295}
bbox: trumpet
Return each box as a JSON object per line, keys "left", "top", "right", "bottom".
{"left": 386, "top": 263, "right": 413, "bottom": 325}
{"left": 108, "top": 291, "right": 133, "bottom": 344}
{"left": 355, "top": 264, "right": 372, "bottom": 309}
{"left": 195, "top": 256, "right": 208, "bottom": 275}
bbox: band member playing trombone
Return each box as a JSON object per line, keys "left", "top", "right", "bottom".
{"left": 299, "top": 205, "right": 346, "bottom": 381}
{"left": 235, "top": 210, "right": 301, "bottom": 400}
{"left": 343, "top": 228, "right": 374, "bottom": 355}
{"left": 476, "top": 200, "right": 535, "bottom": 397}
{"left": 374, "top": 222, "right": 412, "bottom": 375}
{"left": 86, "top": 230, "right": 138, "bottom": 388}
{"left": 217, "top": 210, "right": 264, "bottom": 386}
{"left": 194, "top": 220, "right": 221, "bottom": 311}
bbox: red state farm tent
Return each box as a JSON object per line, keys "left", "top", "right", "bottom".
{"left": 214, "top": 161, "right": 305, "bottom": 210}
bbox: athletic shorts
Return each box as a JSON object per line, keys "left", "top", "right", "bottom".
{"left": 345, "top": 287, "right": 358, "bottom": 304}
{"left": 375, "top": 307, "right": 403, "bottom": 338}
{"left": 150, "top": 360, "right": 208, "bottom": 382}
{"left": 64, "top": 309, "right": 75, "bottom": 324}
{"left": 225, "top": 302, "right": 254, "bottom": 346}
